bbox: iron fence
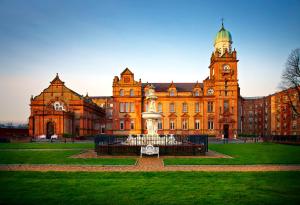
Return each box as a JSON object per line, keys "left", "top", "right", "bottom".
{"left": 94, "top": 135, "right": 208, "bottom": 156}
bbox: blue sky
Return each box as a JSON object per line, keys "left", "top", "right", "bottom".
{"left": 0, "top": 0, "right": 300, "bottom": 122}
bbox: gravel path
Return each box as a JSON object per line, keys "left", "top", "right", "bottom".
{"left": 1, "top": 158, "right": 300, "bottom": 172}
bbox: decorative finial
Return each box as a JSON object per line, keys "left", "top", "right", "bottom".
{"left": 56, "top": 73, "right": 58, "bottom": 77}
{"left": 221, "top": 18, "right": 224, "bottom": 28}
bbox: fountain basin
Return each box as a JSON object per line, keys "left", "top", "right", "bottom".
{"left": 142, "top": 112, "right": 162, "bottom": 119}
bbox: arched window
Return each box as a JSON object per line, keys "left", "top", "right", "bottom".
{"left": 195, "top": 119, "right": 200, "bottom": 130}
{"left": 130, "top": 89, "right": 134, "bottom": 96}
{"left": 195, "top": 90, "right": 199, "bottom": 96}
{"left": 170, "top": 120, "right": 175, "bottom": 130}
{"left": 182, "top": 119, "right": 188, "bottom": 130}
{"left": 158, "top": 103, "right": 163, "bottom": 113}
{"left": 119, "top": 89, "right": 124, "bottom": 96}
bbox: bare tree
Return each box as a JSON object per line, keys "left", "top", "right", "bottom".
{"left": 280, "top": 48, "right": 300, "bottom": 116}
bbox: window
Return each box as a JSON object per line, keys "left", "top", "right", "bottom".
{"left": 158, "top": 120, "right": 163, "bottom": 130}
{"left": 195, "top": 103, "right": 200, "bottom": 113}
{"left": 120, "top": 120, "right": 124, "bottom": 130}
{"left": 182, "top": 103, "right": 188, "bottom": 113}
{"left": 120, "top": 102, "right": 124, "bottom": 113}
{"left": 130, "top": 120, "right": 134, "bottom": 130}
{"left": 130, "top": 103, "right": 135, "bottom": 112}
{"left": 130, "top": 89, "right": 134, "bottom": 96}
{"left": 195, "top": 119, "right": 200, "bottom": 130}
{"left": 107, "top": 110, "right": 113, "bottom": 118}
{"left": 170, "top": 120, "right": 175, "bottom": 130}
{"left": 182, "top": 119, "right": 188, "bottom": 130}
{"left": 119, "top": 89, "right": 124, "bottom": 96}
{"left": 158, "top": 103, "right": 163, "bottom": 113}
{"left": 292, "top": 111, "right": 297, "bottom": 120}
{"left": 224, "top": 100, "right": 229, "bottom": 112}
{"left": 195, "top": 91, "right": 199, "bottom": 96}
{"left": 100, "top": 125, "right": 105, "bottom": 134}
{"left": 125, "top": 102, "right": 130, "bottom": 113}
{"left": 208, "top": 120, "right": 214, "bottom": 130}
{"left": 170, "top": 103, "right": 175, "bottom": 113}
{"left": 207, "top": 102, "right": 214, "bottom": 113}
{"left": 292, "top": 121, "right": 297, "bottom": 129}
{"left": 145, "top": 104, "right": 148, "bottom": 112}
{"left": 120, "top": 102, "right": 134, "bottom": 113}
{"left": 170, "top": 90, "right": 175, "bottom": 96}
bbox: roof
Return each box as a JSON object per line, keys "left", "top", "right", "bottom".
{"left": 214, "top": 24, "right": 232, "bottom": 44}
{"left": 242, "top": 96, "right": 264, "bottom": 100}
{"left": 142, "top": 83, "right": 203, "bottom": 92}
{"left": 121, "top": 68, "right": 133, "bottom": 75}
{"left": 90, "top": 96, "right": 112, "bottom": 99}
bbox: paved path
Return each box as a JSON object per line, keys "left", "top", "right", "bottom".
{"left": 1, "top": 158, "right": 300, "bottom": 172}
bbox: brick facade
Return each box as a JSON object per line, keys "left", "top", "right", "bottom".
{"left": 29, "top": 74, "right": 105, "bottom": 138}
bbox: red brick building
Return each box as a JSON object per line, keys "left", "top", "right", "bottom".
{"left": 29, "top": 74, "right": 105, "bottom": 138}
{"left": 29, "top": 23, "right": 299, "bottom": 138}
{"left": 240, "top": 87, "right": 300, "bottom": 136}
{"left": 90, "top": 23, "right": 240, "bottom": 138}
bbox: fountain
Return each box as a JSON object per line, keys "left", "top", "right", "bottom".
{"left": 95, "top": 84, "right": 207, "bottom": 156}
{"left": 125, "top": 84, "right": 179, "bottom": 145}
{"left": 142, "top": 84, "right": 161, "bottom": 136}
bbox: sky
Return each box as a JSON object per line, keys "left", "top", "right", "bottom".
{"left": 0, "top": 0, "right": 300, "bottom": 122}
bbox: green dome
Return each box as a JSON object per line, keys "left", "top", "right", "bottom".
{"left": 214, "top": 25, "right": 232, "bottom": 45}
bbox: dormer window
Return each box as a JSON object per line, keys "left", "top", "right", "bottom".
{"left": 120, "top": 89, "right": 124, "bottom": 96}
{"left": 194, "top": 90, "right": 200, "bottom": 96}
{"left": 170, "top": 90, "right": 175, "bottom": 96}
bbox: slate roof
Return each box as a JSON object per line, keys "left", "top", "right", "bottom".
{"left": 90, "top": 96, "right": 112, "bottom": 99}
{"left": 142, "top": 83, "right": 203, "bottom": 92}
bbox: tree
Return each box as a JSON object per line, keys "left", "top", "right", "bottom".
{"left": 280, "top": 48, "right": 300, "bottom": 116}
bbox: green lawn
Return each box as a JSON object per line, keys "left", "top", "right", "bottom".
{"left": 0, "top": 142, "right": 94, "bottom": 149}
{"left": 164, "top": 143, "right": 300, "bottom": 165}
{"left": 0, "top": 150, "right": 136, "bottom": 165}
{"left": 0, "top": 171, "right": 299, "bottom": 205}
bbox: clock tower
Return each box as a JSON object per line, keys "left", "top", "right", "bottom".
{"left": 209, "top": 22, "right": 240, "bottom": 138}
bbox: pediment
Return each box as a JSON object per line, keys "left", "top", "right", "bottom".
{"left": 168, "top": 81, "right": 177, "bottom": 89}
{"left": 193, "top": 113, "right": 202, "bottom": 118}
{"left": 121, "top": 68, "right": 133, "bottom": 76}
{"left": 168, "top": 113, "right": 177, "bottom": 118}
{"left": 181, "top": 113, "right": 190, "bottom": 118}
{"left": 50, "top": 73, "right": 64, "bottom": 85}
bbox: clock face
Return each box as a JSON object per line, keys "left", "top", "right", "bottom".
{"left": 223, "top": 65, "right": 230, "bottom": 72}
{"left": 207, "top": 88, "right": 214, "bottom": 95}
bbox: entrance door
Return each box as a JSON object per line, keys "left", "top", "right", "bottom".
{"left": 223, "top": 124, "right": 229, "bottom": 139}
{"left": 46, "top": 122, "right": 55, "bottom": 139}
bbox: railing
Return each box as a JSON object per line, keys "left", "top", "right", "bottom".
{"left": 94, "top": 135, "right": 208, "bottom": 155}
{"left": 263, "top": 135, "right": 300, "bottom": 144}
